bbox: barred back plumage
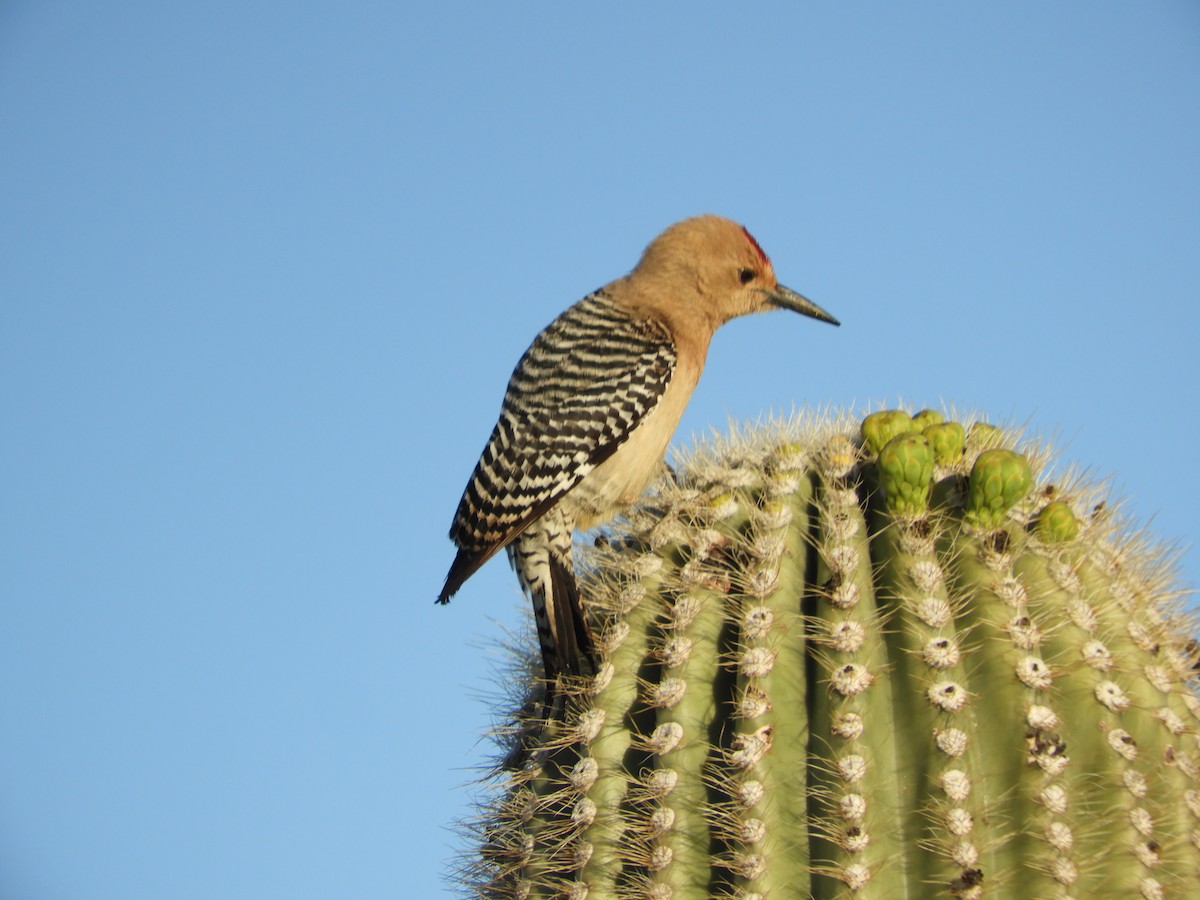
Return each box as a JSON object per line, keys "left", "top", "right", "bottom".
{"left": 440, "top": 291, "right": 676, "bottom": 590}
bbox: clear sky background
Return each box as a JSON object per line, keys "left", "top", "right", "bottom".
{"left": 2, "top": 3, "right": 1198, "bottom": 898}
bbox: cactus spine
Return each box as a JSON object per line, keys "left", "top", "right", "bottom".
{"left": 459, "top": 410, "right": 1199, "bottom": 899}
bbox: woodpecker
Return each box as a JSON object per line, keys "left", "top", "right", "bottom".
{"left": 437, "top": 215, "right": 839, "bottom": 685}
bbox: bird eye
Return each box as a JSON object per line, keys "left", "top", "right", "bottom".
{"left": 738, "top": 267, "right": 756, "bottom": 284}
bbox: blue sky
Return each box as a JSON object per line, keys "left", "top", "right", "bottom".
{"left": 2, "top": 3, "right": 1198, "bottom": 898}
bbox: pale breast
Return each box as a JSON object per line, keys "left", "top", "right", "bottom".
{"left": 562, "top": 363, "right": 700, "bottom": 530}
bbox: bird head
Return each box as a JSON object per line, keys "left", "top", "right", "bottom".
{"left": 631, "top": 215, "right": 840, "bottom": 331}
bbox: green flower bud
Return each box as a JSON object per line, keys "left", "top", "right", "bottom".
{"left": 1035, "top": 500, "right": 1080, "bottom": 544}
{"left": 924, "top": 422, "right": 966, "bottom": 466}
{"left": 968, "top": 422, "right": 1002, "bottom": 449}
{"left": 965, "top": 448, "right": 1034, "bottom": 529}
{"left": 861, "top": 410, "right": 914, "bottom": 457}
{"left": 878, "top": 433, "right": 934, "bottom": 516}
{"left": 912, "top": 408, "right": 944, "bottom": 430}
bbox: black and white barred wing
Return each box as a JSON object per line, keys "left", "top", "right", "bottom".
{"left": 437, "top": 291, "right": 676, "bottom": 601}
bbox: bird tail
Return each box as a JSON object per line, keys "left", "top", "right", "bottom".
{"left": 507, "top": 511, "right": 596, "bottom": 688}
{"left": 543, "top": 551, "right": 595, "bottom": 681}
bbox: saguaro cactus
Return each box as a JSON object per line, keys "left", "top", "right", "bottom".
{"left": 458, "top": 410, "right": 1199, "bottom": 899}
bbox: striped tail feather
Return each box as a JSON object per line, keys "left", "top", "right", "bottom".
{"left": 507, "top": 508, "right": 596, "bottom": 685}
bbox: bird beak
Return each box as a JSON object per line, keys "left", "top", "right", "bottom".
{"left": 762, "top": 284, "right": 840, "bottom": 326}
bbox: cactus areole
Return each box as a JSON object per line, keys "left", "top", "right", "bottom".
{"left": 457, "top": 410, "right": 1199, "bottom": 899}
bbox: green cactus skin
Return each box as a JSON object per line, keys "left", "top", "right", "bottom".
{"left": 460, "top": 411, "right": 1199, "bottom": 900}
